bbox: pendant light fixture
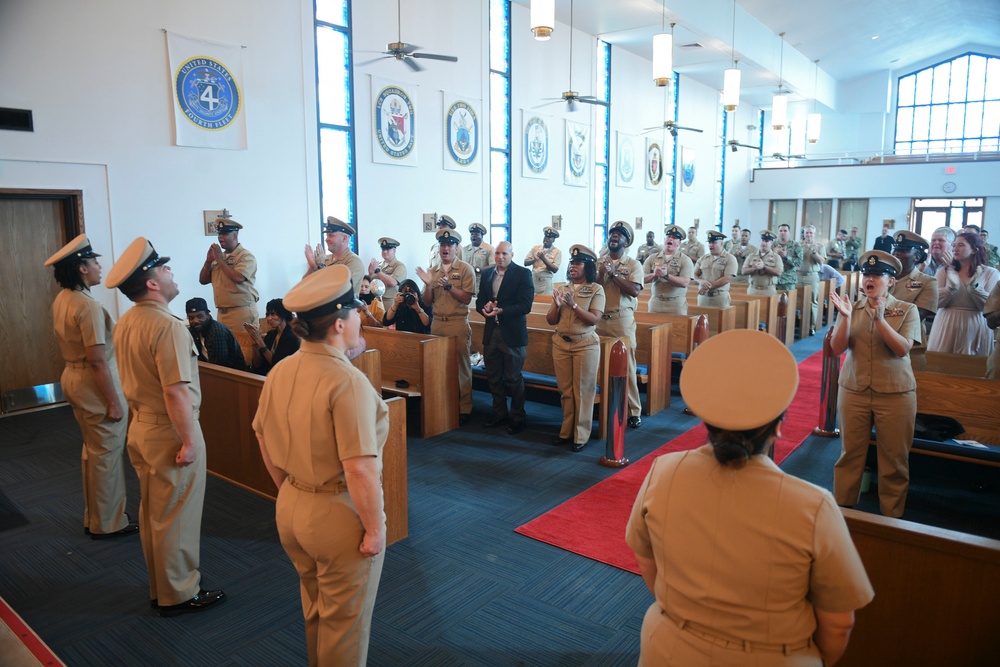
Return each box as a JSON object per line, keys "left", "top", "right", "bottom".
{"left": 722, "top": 0, "right": 740, "bottom": 111}
{"left": 652, "top": 3, "right": 673, "bottom": 88}
{"left": 807, "top": 60, "right": 822, "bottom": 143}
{"left": 772, "top": 33, "right": 788, "bottom": 130}
{"left": 530, "top": 0, "right": 555, "bottom": 41}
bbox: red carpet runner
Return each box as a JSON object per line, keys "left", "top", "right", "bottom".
{"left": 515, "top": 350, "right": 826, "bottom": 574}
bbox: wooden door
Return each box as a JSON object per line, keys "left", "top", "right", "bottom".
{"left": 0, "top": 194, "right": 78, "bottom": 411}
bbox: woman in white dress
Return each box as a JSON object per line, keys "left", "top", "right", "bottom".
{"left": 927, "top": 231, "right": 999, "bottom": 355}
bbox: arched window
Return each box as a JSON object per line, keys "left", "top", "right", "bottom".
{"left": 894, "top": 53, "right": 1000, "bottom": 155}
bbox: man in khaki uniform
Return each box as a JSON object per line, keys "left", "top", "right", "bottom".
{"left": 45, "top": 234, "right": 135, "bottom": 539}
{"left": 417, "top": 229, "right": 476, "bottom": 423}
{"left": 644, "top": 225, "right": 694, "bottom": 314}
{"left": 107, "top": 237, "right": 225, "bottom": 616}
{"left": 596, "top": 221, "right": 645, "bottom": 428}
{"left": 524, "top": 226, "right": 562, "bottom": 294}
{"left": 368, "top": 237, "right": 407, "bottom": 303}
{"left": 798, "top": 225, "right": 827, "bottom": 335}
{"left": 680, "top": 226, "right": 705, "bottom": 263}
{"left": 890, "top": 230, "right": 938, "bottom": 371}
{"left": 722, "top": 223, "right": 741, "bottom": 253}
{"left": 729, "top": 228, "right": 757, "bottom": 284}
{"left": 742, "top": 230, "right": 782, "bottom": 296}
{"left": 304, "top": 217, "right": 365, "bottom": 297}
{"left": 827, "top": 229, "right": 848, "bottom": 269}
{"left": 198, "top": 215, "right": 259, "bottom": 364}
{"left": 693, "top": 230, "right": 738, "bottom": 307}
{"left": 428, "top": 215, "right": 465, "bottom": 267}
{"left": 634, "top": 231, "right": 662, "bottom": 266}
{"left": 463, "top": 222, "right": 495, "bottom": 294}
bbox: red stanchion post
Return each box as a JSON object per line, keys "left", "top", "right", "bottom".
{"left": 600, "top": 339, "right": 629, "bottom": 468}
{"left": 682, "top": 316, "right": 710, "bottom": 416}
{"left": 776, "top": 292, "right": 788, "bottom": 344}
{"left": 814, "top": 327, "right": 841, "bottom": 437}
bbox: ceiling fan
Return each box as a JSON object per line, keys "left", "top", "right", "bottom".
{"left": 726, "top": 139, "right": 761, "bottom": 153}
{"left": 355, "top": 0, "right": 458, "bottom": 72}
{"left": 642, "top": 120, "right": 703, "bottom": 137}
{"left": 535, "top": 0, "right": 609, "bottom": 112}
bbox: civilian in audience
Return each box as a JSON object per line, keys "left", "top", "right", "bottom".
{"left": 927, "top": 231, "right": 1000, "bottom": 356}
{"left": 358, "top": 275, "right": 386, "bottom": 328}
{"left": 383, "top": 279, "right": 431, "bottom": 333}
{"left": 186, "top": 297, "right": 246, "bottom": 371}
{"left": 246, "top": 298, "right": 300, "bottom": 375}
{"left": 922, "top": 226, "right": 955, "bottom": 276}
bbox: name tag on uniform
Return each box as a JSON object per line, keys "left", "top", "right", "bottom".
{"left": 714, "top": 257, "right": 728, "bottom": 266}
{"left": 905, "top": 282, "right": 923, "bottom": 291}
{"left": 577, "top": 285, "right": 595, "bottom": 297}
{"left": 885, "top": 308, "right": 905, "bottom": 317}
{"left": 450, "top": 271, "right": 462, "bottom": 281}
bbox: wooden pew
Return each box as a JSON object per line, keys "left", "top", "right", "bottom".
{"left": 198, "top": 354, "right": 409, "bottom": 545}
{"left": 923, "top": 351, "right": 988, "bottom": 377}
{"left": 795, "top": 282, "right": 814, "bottom": 340}
{"left": 362, "top": 327, "right": 458, "bottom": 438}
{"left": 841, "top": 509, "right": 1000, "bottom": 665}
{"left": 729, "top": 285, "right": 786, "bottom": 339}
{"left": 468, "top": 322, "right": 618, "bottom": 438}
{"left": 910, "top": 371, "right": 1000, "bottom": 465}
{"left": 685, "top": 302, "right": 736, "bottom": 335}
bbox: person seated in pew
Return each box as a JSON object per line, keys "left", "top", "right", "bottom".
{"left": 358, "top": 275, "right": 386, "bottom": 328}
{"left": 185, "top": 297, "right": 246, "bottom": 371}
{"left": 830, "top": 250, "right": 920, "bottom": 518}
{"left": 246, "top": 298, "right": 300, "bottom": 375}
{"left": 644, "top": 225, "right": 694, "bottom": 314}
{"left": 382, "top": 279, "right": 431, "bottom": 334}
{"left": 890, "top": 231, "right": 938, "bottom": 370}
{"left": 627, "top": 330, "right": 874, "bottom": 667}
{"left": 692, "top": 230, "right": 737, "bottom": 308}
{"left": 927, "top": 231, "right": 999, "bottom": 356}
{"left": 742, "top": 230, "right": 782, "bottom": 296}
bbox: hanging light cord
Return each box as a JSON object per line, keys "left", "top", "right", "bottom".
{"left": 777, "top": 33, "right": 785, "bottom": 92}
{"left": 730, "top": 0, "right": 736, "bottom": 65}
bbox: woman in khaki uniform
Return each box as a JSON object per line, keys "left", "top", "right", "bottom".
{"left": 743, "top": 230, "right": 783, "bottom": 296}
{"left": 644, "top": 225, "right": 694, "bottom": 314}
{"left": 254, "top": 265, "right": 388, "bottom": 667}
{"left": 44, "top": 235, "right": 135, "bottom": 538}
{"left": 831, "top": 250, "right": 920, "bottom": 518}
{"left": 547, "top": 245, "right": 605, "bottom": 451}
{"left": 692, "top": 230, "right": 738, "bottom": 307}
{"left": 627, "top": 330, "right": 873, "bottom": 666}
{"left": 890, "top": 230, "right": 938, "bottom": 371}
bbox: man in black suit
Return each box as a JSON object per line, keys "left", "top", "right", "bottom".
{"left": 476, "top": 241, "right": 535, "bottom": 434}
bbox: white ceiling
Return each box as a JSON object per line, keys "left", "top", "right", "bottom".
{"left": 511, "top": 0, "right": 1000, "bottom": 108}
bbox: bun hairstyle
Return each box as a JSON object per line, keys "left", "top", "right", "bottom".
{"left": 705, "top": 415, "right": 784, "bottom": 468}
{"left": 290, "top": 309, "right": 350, "bottom": 342}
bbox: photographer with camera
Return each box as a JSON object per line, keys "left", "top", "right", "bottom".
{"left": 382, "top": 279, "right": 431, "bottom": 333}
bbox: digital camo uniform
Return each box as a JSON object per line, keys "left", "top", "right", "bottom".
{"left": 552, "top": 246, "right": 606, "bottom": 448}
{"left": 595, "top": 221, "right": 645, "bottom": 425}
{"left": 426, "top": 229, "right": 477, "bottom": 417}
{"left": 525, "top": 226, "right": 562, "bottom": 294}
{"left": 45, "top": 235, "right": 132, "bottom": 537}
{"left": 463, "top": 223, "right": 495, "bottom": 294}
{"left": 694, "top": 231, "right": 738, "bottom": 308}
{"left": 798, "top": 237, "right": 827, "bottom": 331}
{"left": 845, "top": 233, "right": 863, "bottom": 261}
{"left": 323, "top": 218, "right": 366, "bottom": 298}
{"left": 835, "top": 251, "right": 920, "bottom": 518}
{"left": 428, "top": 215, "right": 464, "bottom": 267}
{"left": 774, "top": 235, "right": 803, "bottom": 291}
{"left": 889, "top": 230, "right": 938, "bottom": 371}
{"left": 744, "top": 231, "right": 781, "bottom": 296}
{"left": 205, "top": 217, "right": 259, "bottom": 363}
{"left": 374, "top": 237, "right": 407, "bottom": 303}
{"left": 644, "top": 226, "right": 694, "bottom": 314}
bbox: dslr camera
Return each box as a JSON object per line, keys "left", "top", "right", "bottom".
{"left": 402, "top": 292, "right": 417, "bottom": 306}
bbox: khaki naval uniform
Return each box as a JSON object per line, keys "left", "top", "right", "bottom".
{"left": 463, "top": 242, "right": 495, "bottom": 294}
{"left": 835, "top": 295, "right": 920, "bottom": 517}
{"left": 694, "top": 252, "right": 738, "bottom": 307}
{"left": 680, "top": 240, "right": 705, "bottom": 263}
{"left": 635, "top": 243, "right": 662, "bottom": 266}
{"left": 797, "top": 243, "right": 827, "bottom": 328}
{"left": 114, "top": 300, "right": 207, "bottom": 606}
{"left": 744, "top": 249, "right": 781, "bottom": 296}
{"left": 328, "top": 249, "right": 366, "bottom": 298}
{"left": 52, "top": 288, "right": 130, "bottom": 534}
{"left": 729, "top": 242, "right": 757, "bottom": 284}
{"left": 209, "top": 244, "right": 259, "bottom": 363}
{"left": 429, "top": 243, "right": 464, "bottom": 268}
{"left": 627, "top": 446, "right": 874, "bottom": 666}
{"left": 427, "top": 260, "right": 477, "bottom": 415}
{"left": 890, "top": 267, "right": 939, "bottom": 371}
{"left": 552, "top": 283, "right": 606, "bottom": 444}
{"left": 644, "top": 252, "right": 694, "bottom": 314}
{"left": 525, "top": 245, "right": 562, "bottom": 294}
{"left": 253, "top": 341, "right": 388, "bottom": 667}
{"left": 374, "top": 258, "right": 407, "bottom": 303}
{"left": 595, "top": 257, "right": 644, "bottom": 419}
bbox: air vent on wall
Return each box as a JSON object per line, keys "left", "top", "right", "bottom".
{"left": 0, "top": 108, "right": 34, "bottom": 132}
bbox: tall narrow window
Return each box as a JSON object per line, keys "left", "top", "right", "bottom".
{"left": 314, "top": 0, "right": 357, "bottom": 243}
{"left": 593, "top": 40, "right": 611, "bottom": 249}
{"left": 489, "top": 0, "right": 511, "bottom": 244}
{"left": 895, "top": 53, "right": 1000, "bottom": 155}
{"left": 666, "top": 73, "right": 679, "bottom": 229}
{"left": 715, "top": 107, "right": 728, "bottom": 230}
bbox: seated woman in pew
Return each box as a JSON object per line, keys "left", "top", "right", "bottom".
{"left": 358, "top": 274, "right": 386, "bottom": 328}
{"left": 246, "top": 298, "right": 300, "bottom": 375}
{"left": 382, "top": 279, "right": 431, "bottom": 333}
{"left": 927, "top": 231, "right": 999, "bottom": 356}
{"left": 627, "top": 330, "right": 874, "bottom": 667}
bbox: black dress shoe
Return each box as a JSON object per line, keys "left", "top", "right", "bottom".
{"left": 552, "top": 436, "right": 572, "bottom": 446}
{"left": 627, "top": 416, "right": 642, "bottom": 428}
{"left": 506, "top": 421, "right": 526, "bottom": 435}
{"left": 88, "top": 515, "right": 139, "bottom": 540}
{"left": 458, "top": 413, "right": 471, "bottom": 426}
{"left": 571, "top": 441, "right": 587, "bottom": 452}
{"left": 483, "top": 416, "right": 507, "bottom": 429}
{"left": 156, "top": 589, "right": 226, "bottom": 617}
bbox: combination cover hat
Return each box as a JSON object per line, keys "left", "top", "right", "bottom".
{"left": 44, "top": 234, "right": 100, "bottom": 266}
{"left": 894, "top": 230, "right": 928, "bottom": 250}
{"left": 759, "top": 230, "right": 776, "bottom": 241}
{"left": 323, "top": 216, "right": 356, "bottom": 235}
{"left": 859, "top": 250, "right": 902, "bottom": 276}
{"left": 543, "top": 226, "right": 560, "bottom": 238}
{"left": 437, "top": 215, "right": 457, "bottom": 229}
{"left": 105, "top": 237, "right": 170, "bottom": 290}
{"left": 436, "top": 229, "right": 463, "bottom": 245}
{"left": 609, "top": 220, "right": 634, "bottom": 246}
{"left": 215, "top": 218, "right": 243, "bottom": 233}
{"left": 284, "top": 264, "right": 362, "bottom": 319}
{"left": 468, "top": 223, "right": 487, "bottom": 234}
{"left": 664, "top": 224, "right": 686, "bottom": 240}
{"left": 568, "top": 244, "right": 597, "bottom": 263}
{"left": 706, "top": 230, "right": 727, "bottom": 242}
{"left": 378, "top": 237, "right": 400, "bottom": 249}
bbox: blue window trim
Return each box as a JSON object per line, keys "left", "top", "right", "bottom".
{"left": 716, "top": 108, "right": 728, "bottom": 231}
{"left": 489, "top": 0, "right": 511, "bottom": 243}
{"left": 668, "top": 73, "right": 679, "bottom": 228}
{"left": 756, "top": 109, "right": 765, "bottom": 169}
{"left": 595, "top": 40, "right": 611, "bottom": 247}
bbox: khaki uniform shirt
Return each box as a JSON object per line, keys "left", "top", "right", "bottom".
{"left": 627, "top": 446, "right": 874, "bottom": 646}
{"left": 890, "top": 267, "right": 939, "bottom": 345}
{"left": 729, "top": 242, "right": 757, "bottom": 280}
{"left": 114, "top": 300, "right": 201, "bottom": 415}
{"left": 826, "top": 239, "right": 846, "bottom": 261}
{"left": 252, "top": 340, "right": 388, "bottom": 490}
{"left": 328, "top": 249, "right": 366, "bottom": 297}
{"left": 744, "top": 249, "right": 782, "bottom": 291}
{"left": 840, "top": 295, "right": 920, "bottom": 393}
{"left": 680, "top": 240, "right": 705, "bottom": 263}
{"left": 52, "top": 288, "right": 116, "bottom": 363}
{"left": 694, "top": 252, "right": 738, "bottom": 296}
{"left": 798, "top": 242, "right": 827, "bottom": 278}
{"left": 210, "top": 244, "right": 259, "bottom": 309}
{"left": 430, "top": 243, "right": 464, "bottom": 267}
{"left": 644, "top": 251, "right": 694, "bottom": 302}
{"left": 376, "top": 257, "right": 407, "bottom": 303}
{"left": 525, "top": 245, "right": 562, "bottom": 277}
{"left": 555, "top": 283, "right": 606, "bottom": 336}
{"left": 635, "top": 243, "right": 662, "bottom": 266}
{"left": 599, "top": 256, "right": 644, "bottom": 314}
{"left": 463, "top": 242, "right": 495, "bottom": 292}
{"left": 427, "top": 260, "right": 476, "bottom": 318}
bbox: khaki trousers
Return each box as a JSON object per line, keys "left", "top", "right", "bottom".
{"left": 648, "top": 295, "right": 687, "bottom": 314}
{"left": 747, "top": 285, "right": 776, "bottom": 297}
{"left": 834, "top": 386, "right": 916, "bottom": 518}
{"left": 126, "top": 415, "right": 206, "bottom": 605}
{"left": 697, "top": 291, "right": 731, "bottom": 308}
{"left": 595, "top": 313, "right": 640, "bottom": 418}
{"left": 431, "top": 317, "right": 472, "bottom": 414}
{"left": 533, "top": 272, "right": 554, "bottom": 294}
{"left": 217, "top": 304, "right": 259, "bottom": 366}
{"left": 276, "top": 482, "right": 384, "bottom": 667}
{"left": 552, "top": 333, "right": 600, "bottom": 444}
{"left": 797, "top": 274, "right": 820, "bottom": 329}
{"left": 62, "top": 364, "right": 129, "bottom": 534}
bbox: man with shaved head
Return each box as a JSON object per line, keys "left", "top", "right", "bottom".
{"left": 476, "top": 241, "right": 535, "bottom": 435}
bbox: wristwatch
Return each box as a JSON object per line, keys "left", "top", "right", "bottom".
{"left": 443, "top": 283, "right": 453, "bottom": 291}
{"left": 374, "top": 267, "right": 381, "bottom": 273}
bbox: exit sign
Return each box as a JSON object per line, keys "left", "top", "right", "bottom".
{"left": 945, "top": 166, "right": 957, "bottom": 174}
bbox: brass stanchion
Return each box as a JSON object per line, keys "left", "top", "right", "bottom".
{"left": 601, "top": 340, "right": 629, "bottom": 468}
{"left": 814, "top": 327, "right": 841, "bottom": 437}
